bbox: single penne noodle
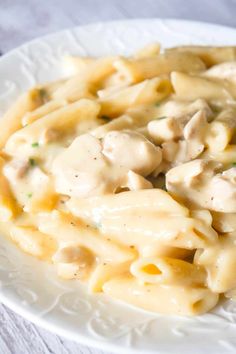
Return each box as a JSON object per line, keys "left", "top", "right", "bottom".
{"left": 167, "top": 45, "right": 236, "bottom": 67}
{"left": 22, "top": 99, "right": 68, "bottom": 126}
{"left": 88, "top": 261, "right": 131, "bottom": 293}
{"left": 10, "top": 225, "right": 57, "bottom": 259}
{"left": 40, "top": 78, "right": 68, "bottom": 97}
{"left": 134, "top": 43, "right": 160, "bottom": 58}
{"left": 102, "top": 71, "right": 131, "bottom": 90}
{"left": 99, "top": 212, "right": 217, "bottom": 250}
{"left": 54, "top": 56, "right": 118, "bottom": 101}
{"left": 0, "top": 88, "right": 43, "bottom": 148}
{"left": 97, "top": 83, "right": 129, "bottom": 99}
{"left": 67, "top": 189, "right": 189, "bottom": 221}
{"left": 204, "top": 120, "right": 233, "bottom": 152}
{"left": 52, "top": 80, "right": 94, "bottom": 102}
{"left": 171, "top": 71, "right": 234, "bottom": 102}
{"left": 114, "top": 51, "right": 206, "bottom": 83}
{"left": 103, "top": 275, "right": 219, "bottom": 316}
{"left": 62, "top": 56, "right": 117, "bottom": 78}
{"left": 4, "top": 99, "right": 100, "bottom": 156}
{"left": 130, "top": 256, "right": 206, "bottom": 286}
{"left": 99, "top": 77, "right": 172, "bottom": 117}
{"left": 62, "top": 56, "right": 94, "bottom": 75}
{"left": 37, "top": 210, "right": 136, "bottom": 263}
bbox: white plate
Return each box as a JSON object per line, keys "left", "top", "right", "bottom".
{"left": 1, "top": 19, "right": 236, "bottom": 354}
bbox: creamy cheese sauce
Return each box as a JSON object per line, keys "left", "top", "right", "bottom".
{"left": 1, "top": 44, "right": 236, "bottom": 315}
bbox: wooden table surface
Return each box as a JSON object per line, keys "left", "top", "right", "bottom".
{"left": 0, "top": 0, "right": 236, "bottom": 353}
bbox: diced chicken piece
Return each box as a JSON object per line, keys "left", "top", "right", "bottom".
{"left": 162, "top": 140, "right": 204, "bottom": 164}
{"left": 52, "top": 134, "right": 116, "bottom": 197}
{"left": 166, "top": 159, "right": 236, "bottom": 212}
{"left": 184, "top": 110, "right": 233, "bottom": 152}
{"left": 147, "top": 117, "right": 182, "bottom": 144}
{"left": 154, "top": 98, "right": 212, "bottom": 127}
{"left": 183, "top": 110, "right": 207, "bottom": 142}
{"left": 52, "top": 131, "right": 162, "bottom": 198}
{"left": 102, "top": 130, "right": 162, "bottom": 176}
{"left": 53, "top": 246, "right": 93, "bottom": 265}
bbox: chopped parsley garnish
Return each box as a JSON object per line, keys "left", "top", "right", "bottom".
{"left": 155, "top": 102, "right": 161, "bottom": 107}
{"left": 232, "top": 162, "right": 236, "bottom": 167}
{"left": 31, "top": 142, "right": 39, "bottom": 148}
{"left": 29, "top": 158, "right": 36, "bottom": 167}
{"left": 27, "top": 193, "right": 33, "bottom": 198}
{"left": 157, "top": 116, "right": 167, "bottom": 120}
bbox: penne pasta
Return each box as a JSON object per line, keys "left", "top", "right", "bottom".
{"left": 103, "top": 275, "right": 218, "bottom": 315}
{"left": 0, "top": 88, "right": 44, "bottom": 148}
{"left": 10, "top": 225, "right": 56, "bottom": 259}
{"left": 67, "top": 189, "right": 189, "bottom": 220}
{"left": 37, "top": 210, "right": 136, "bottom": 263}
{"left": 171, "top": 71, "right": 234, "bottom": 103}
{"left": 99, "top": 77, "right": 172, "bottom": 117}
{"left": 22, "top": 99, "right": 67, "bottom": 126}
{"left": 167, "top": 45, "right": 236, "bottom": 67}
{"left": 4, "top": 99, "right": 100, "bottom": 156}
{"left": 130, "top": 256, "right": 206, "bottom": 286}
{"left": 114, "top": 51, "right": 206, "bottom": 83}
{"left": 2, "top": 43, "right": 236, "bottom": 316}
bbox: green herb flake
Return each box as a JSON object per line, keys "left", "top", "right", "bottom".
{"left": 29, "top": 158, "right": 36, "bottom": 167}
{"left": 155, "top": 102, "right": 161, "bottom": 107}
{"left": 27, "top": 193, "right": 33, "bottom": 198}
{"left": 232, "top": 162, "right": 236, "bottom": 167}
{"left": 101, "top": 115, "right": 111, "bottom": 122}
{"left": 31, "top": 142, "right": 39, "bottom": 148}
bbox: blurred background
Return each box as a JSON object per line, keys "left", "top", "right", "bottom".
{"left": 1, "top": 0, "right": 236, "bottom": 52}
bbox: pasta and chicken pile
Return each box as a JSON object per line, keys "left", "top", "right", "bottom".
{"left": 1, "top": 43, "right": 236, "bottom": 315}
